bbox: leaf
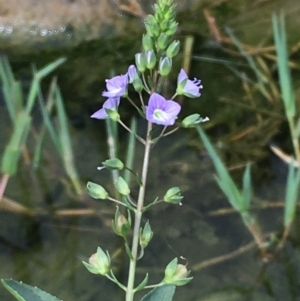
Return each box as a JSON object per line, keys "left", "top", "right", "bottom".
{"left": 140, "top": 285, "right": 176, "bottom": 301}
{"left": 1, "top": 279, "right": 62, "bottom": 301}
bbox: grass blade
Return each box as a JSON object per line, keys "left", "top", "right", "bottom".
{"left": 272, "top": 13, "right": 295, "bottom": 119}
{"left": 196, "top": 126, "right": 245, "bottom": 212}
{"left": 55, "top": 86, "right": 82, "bottom": 195}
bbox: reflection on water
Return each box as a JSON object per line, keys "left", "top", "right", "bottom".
{"left": 1, "top": 0, "right": 300, "bottom": 300}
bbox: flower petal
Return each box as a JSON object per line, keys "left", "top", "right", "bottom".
{"left": 146, "top": 93, "right": 181, "bottom": 126}
{"left": 91, "top": 97, "right": 120, "bottom": 120}
{"left": 177, "top": 69, "right": 188, "bottom": 84}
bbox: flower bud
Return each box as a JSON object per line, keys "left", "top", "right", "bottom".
{"left": 135, "top": 52, "right": 147, "bottom": 73}
{"left": 166, "top": 40, "right": 180, "bottom": 58}
{"left": 145, "top": 15, "right": 160, "bottom": 37}
{"left": 82, "top": 247, "right": 111, "bottom": 276}
{"left": 102, "top": 158, "right": 124, "bottom": 170}
{"left": 182, "top": 114, "right": 210, "bottom": 128}
{"left": 112, "top": 208, "right": 131, "bottom": 238}
{"left": 158, "top": 57, "right": 172, "bottom": 77}
{"left": 163, "top": 258, "right": 193, "bottom": 286}
{"left": 165, "top": 21, "right": 178, "bottom": 36}
{"left": 146, "top": 50, "right": 157, "bottom": 70}
{"left": 133, "top": 76, "right": 144, "bottom": 93}
{"left": 128, "top": 65, "right": 137, "bottom": 84}
{"left": 163, "top": 187, "right": 183, "bottom": 204}
{"left": 164, "top": 8, "right": 176, "bottom": 21}
{"left": 115, "top": 176, "right": 130, "bottom": 196}
{"left": 140, "top": 221, "right": 153, "bottom": 248}
{"left": 157, "top": 33, "right": 169, "bottom": 50}
{"left": 87, "top": 182, "right": 109, "bottom": 200}
{"left": 160, "top": 19, "right": 169, "bottom": 31}
{"left": 142, "top": 34, "right": 153, "bottom": 51}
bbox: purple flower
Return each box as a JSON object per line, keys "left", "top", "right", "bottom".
{"left": 102, "top": 74, "right": 128, "bottom": 97}
{"left": 146, "top": 93, "right": 181, "bottom": 126}
{"left": 91, "top": 97, "right": 120, "bottom": 120}
{"left": 176, "top": 69, "right": 203, "bottom": 98}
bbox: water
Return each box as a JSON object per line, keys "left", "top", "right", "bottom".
{"left": 1, "top": 0, "right": 300, "bottom": 300}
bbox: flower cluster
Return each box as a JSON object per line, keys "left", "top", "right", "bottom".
{"left": 91, "top": 66, "right": 205, "bottom": 127}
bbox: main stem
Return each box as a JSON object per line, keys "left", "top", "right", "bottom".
{"left": 126, "top": 122, "right": 152, "bottom": 301}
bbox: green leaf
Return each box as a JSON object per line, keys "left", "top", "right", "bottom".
{"left": 1, "top": 279, "right": 62, "bottom": 301}
{"left": 134, "top": 273, "right": 149, "bottom": 292}
{"left": 196, "top": 126, "right": 245, "bottom": 212}
{"left": 272, "top": 13, "right": 295, "bottom": 119}
{"left": 242, "top": 163, "right": 252, "bottom": 212}
{"left": 284, "top": 162, "right": 300, "bottom": 226}
{"left": 140, "top": 285, "right": 176, "bottom": 301}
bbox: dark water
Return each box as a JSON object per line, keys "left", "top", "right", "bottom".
{"left": 1, "top": 0, "right": 300, "bottom": 300}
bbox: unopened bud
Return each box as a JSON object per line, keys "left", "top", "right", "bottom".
{"left": 82, "top": 247, "right": 111, "bottom": 276}
{"left": 163, "top": 187, "right": 183, "bottom": 204}
{"left": 166, "top": 40, "right": 180, "bottom": 58}
{"left": 142, "top": 34, "right": 153, "bottom": 51}
{"left": 112, "top": 208, "right": 131, "bottom": 238}
{"left": 146, "top": 50, "right": 157, "bottom": 70}
{"left": 140, "top": 221, "right": 153, "bottom": 248}
{"left": 135, "top": 52, "right": 147, "bottom": 73}
{"left": 159, "top": 57, "right": 172, "bottom": 77}
{"left": 163, "top": 258, "right": 192, "bottom": 286}
{"left": 87, "top": 182, "right": 109, "bottom": 200}
{"left": 115, "top": 176, "right": 130, "bottom": 196}
{"left": 157, "top": 33, "right": 169, "bottom": 50}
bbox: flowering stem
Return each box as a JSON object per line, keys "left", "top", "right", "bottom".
{"left": 118, "top": 120, "right": 146, "bottom": 144}
{"left": 126, "top": 122, "right": 152, "bottom": 301}
{"left": 126, "top": 96, "right": 141, "bottom": 112}
{"left": 142, "top": 73, "right": 151, "bottom": 94}
{"left": 108, "top": 196, "right": 130, "bottom": 208}
{"left": 171, "top": 92, "right": 178, "bottom": 99}
{"left": 163, "top": 126, "right": 180, "bottom": 137}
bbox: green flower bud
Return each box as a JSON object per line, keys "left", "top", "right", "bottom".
{"left": 163, "top": 258, "right": 193, "bottom": 286}
{"left": 115, "top": 176, "right": 130, "bottom": 196}
{"left": 145, "top": 15, "right": 160, "bottom": 37}
{"left": 158, "top": 57, "right": 172, "bottom": 77}
{"left": 82, "top": 247, "right": 111, "bottom": 275}
{"left": 135, "top": 52, "right": 147, "bottom": 73}
{"left": 157, "top": 33, "right": 169, "bottom": 50}
{"left": 182, "top": 114, "right": 210, "bottom": 128}
{"left": 163, "top": 187, "right": 183, "bottom": 204}
{"left": 146, "top": 50, "right": 157, "bottom": 70}
{"left": 112, "top": 208, "right": 131, "bottom": 238}
{"left": 153, "top": 3, "right": 163, "bottom": 18}
{"left": 133, "top": 76, "right": 144, "bottom": 93}
{"left": 87, "top": 182, "right": 109, "bottom": 200}
{"left": 102, "top": 158, "right": 124, "bottom": 170}
{"left": 105, "top": 108, "right": 120, "bottom": 122}
{"left": 160, "top": 19, "right": 169, "bottom": 31}
{"left": 164, "top": 7, "right": 176, "bottom": 21}
{"left": 166, "top": 40, "right": 180, "bottom": 58}
{"left": 165, "top": 21, "right": 178, "bottom": 36}
{"left": 140, "top": 221, "right": 153, "bottom": 248}
{"left": 142, "top": 34, "right": 153, "bottom": 51}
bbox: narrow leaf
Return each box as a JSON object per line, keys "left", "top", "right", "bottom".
{"left": 2, "top": 279, "right": 62, "bottom": 301}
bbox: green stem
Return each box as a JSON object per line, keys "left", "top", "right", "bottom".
{"left": 126, "top": 122, "right": 152, "bottom": 301}
{"left": 288, "top": 117, "right": 300, "bottom": 162}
